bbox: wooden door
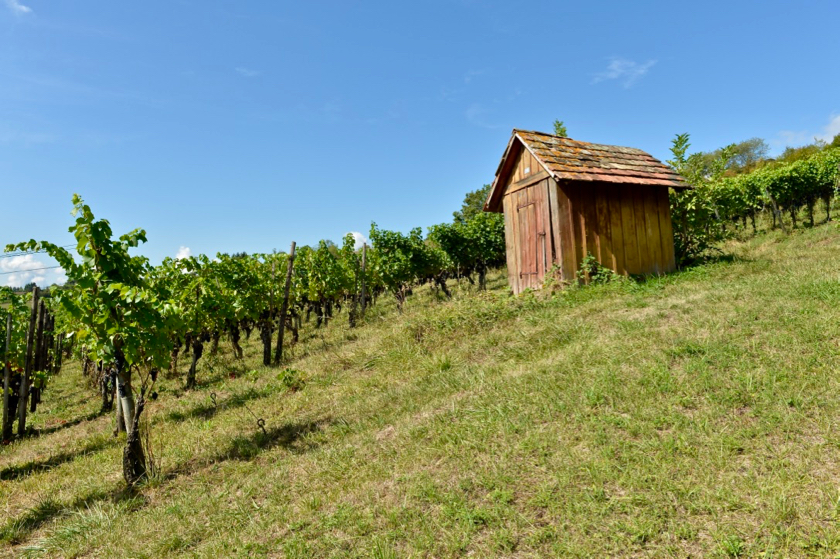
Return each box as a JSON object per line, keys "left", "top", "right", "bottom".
{"left": 515, "top": 184, "right": 550, "bottom": 290}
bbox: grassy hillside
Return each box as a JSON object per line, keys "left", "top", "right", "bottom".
{"left": 2, "top": 223, "right": 840, "bottom": 557}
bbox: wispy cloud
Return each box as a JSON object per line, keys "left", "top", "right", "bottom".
{"left": 4, "top": 0, "right": 32, "bottom": 15}
{"left": 816, "top": 114, "right": 840, "bottom": 143}
{"left": 464, "top": 69, "right": 484, "bottom": 84}
{"left": 592, "top": 57, "right": 656, "bottom": 88}
{"left": 0, "top": 127, "right": 57, "bottom": 146}
{"left": 1, "top": 255, "right": 65, "bottom": 288}
{"left": 235, "top": 67, "right": 260, "bottom": 78}
{"left": 175, "top": 246, "right": 192, "bottom": 260}
{"left": 465, "top": 103, "right": 500, "bottom": 129}
{"left": 776, "top": 113, "right": 840, "bottom": 148}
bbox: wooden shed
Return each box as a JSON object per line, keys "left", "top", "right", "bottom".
{"left": 484, "top": 129, "right": 688, "bottom": 294}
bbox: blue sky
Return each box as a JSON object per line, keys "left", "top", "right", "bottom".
{"left": 2, "top": 0, "right": 839, "bottom": 286}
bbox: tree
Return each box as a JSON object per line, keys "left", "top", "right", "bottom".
{"left": 729, "top": 138, "right": 770, "bottom": 171}
{"left": 7, "top": 195, "right": 178, "bottom": 485}
{"left": 666, "top": 134, "right": 735, "bottom": 263}
{"left": 830, "top": 133, "right": 840, "bottom": 149}
{"left": 553, "top": 119, "right": 568, "bottom": 137}
{"left": 778, "top": 143, "right": 822, "bottom": 163}
{"left": 453, "top": 184, "right": 492, "bottom": 223}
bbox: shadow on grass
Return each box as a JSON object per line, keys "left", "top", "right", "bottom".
{"left": 220, "top": 418, "right": 328, "bottom": 460}
{"left": 32, "top": 408, "right": 109, "bottom": 437}
{"left": 0, "top": 436, "right": 118, "bottom": 481}
{"left": 0, "top": 484, "right": 146, "bottom": 545}
{"left": 165, "top": 386, "right": 276, "bottom": 423}
{"left": 153, "top": 418, "right": 331, "bottom": 491}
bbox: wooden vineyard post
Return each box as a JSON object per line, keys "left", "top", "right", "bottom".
{"left": 360, "top": 243, "right": 367, "bottom": 318}
{"left": 53, "top": 328, "right": 63, "bottom": 375}
{"left": 263, "top": 259, "right": 276, "bottom": 366}
{"left": 30, "top": 300, "right": 45, "bottom": 413}
{"left": 273, "top": 241, "right": 296, "bottom": 366}
{"left": 18, "top": 286, "right": 39, "bottom": 437}
{"left": 2, "top": 314, "right": 12, "bottom": 441}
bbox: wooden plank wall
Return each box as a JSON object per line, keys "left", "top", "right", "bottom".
{"left": 557, "top": 182, "right": 676, "bottom": 279}
{"left": 502, "top": 196, "right": 519, "bottom": 293}
{"left": 507, "top": 146, "right": 543, "bottom": 184}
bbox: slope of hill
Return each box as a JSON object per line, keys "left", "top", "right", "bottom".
{"left": 2, "top": 223, "right": 840, "bottom": 557}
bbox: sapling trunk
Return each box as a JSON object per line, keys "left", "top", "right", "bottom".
{"left": 122, "top": 394, "right": 146, "bottom": 486}
{"left": 18, "top": 286, "right": 39, "bottom": 437}
{"left": 169, "top": 341, "right": 180, "bottom": 377}
{"left": 116, "top": 361, "right": 135, "bottom": 434}
{"left": 766, "top": 193, "right": 787, "bottom": 234}
{"left": 435, "top": 276, "right": 452, "bottom": 299}
{"left": 2, "top": 314, "right": 12, "bottom": 441}
{"left": 230, "top": 324, "right": 243, "bottom": 359}
{"left": 186, "top": 338, "right": 203, "bottom": 390}
{"left": 114, "top": 389, "right": 125, "bottom": 434}
{"left": 260, "top": 321, "right": 271, "bottom": 366}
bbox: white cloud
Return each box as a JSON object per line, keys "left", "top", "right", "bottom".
{"left": 4, "top": 0, "right": 32, "bottom": 14}
{"left": 1, "top": 255, "right": 66, "bottom": 288}
{"left": 592, "top": 57, "right": 656, "bottom": 88}
{"left": 464, "top": 69, "right": 484, "bottom": 84}
{"left": 235, "top": 67, "right": 259, "bottom": 78}
{"left": 347, "top": 232, "right": 368, "bottom": 250}
{"left": 776, "top": 114, "right": 840, "bottom": 149}
{"left": 465, "top": 103, "right": 500, "bottom": 129}
{"left": 175, "top": 246, "right": 192, "bottom": 260}
{"left": 816, "top": 114, "right": 840, "bottom": 143}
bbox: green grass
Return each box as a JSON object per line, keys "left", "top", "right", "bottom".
{"left": 2, "top": 221, "right": 840, "bottom": 557}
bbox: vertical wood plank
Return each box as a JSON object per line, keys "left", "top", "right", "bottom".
{"left": 529, "top": 187, "right": 539, "bottom": 287}
{"left": 503, "top": 196, "right": 518, "bottom": 294}
{"left": 595, "top": 186, "right": 614, "bottom": 270}
{"left": 539, "top": 180, "right": 551, "bottom": 282}
{"left": 633, "top": 187, "right": 652, "bottom": 274}
{"left": 527, "top": 190, "right": 538, "bottom": 289}
{"left": 657, "top": 188, "right": 676, "bottom": 272}
{"left": 512, "top": 152, "right": 519, "bottom": 183}
{"left": 519, "top": 189, "right": 528, "bottom": 290}
{"left": 557, "top": 183, "right": 577, "bottom": 282}
{"left": 547, "top": 179, "right": 562, "bottom": 270}
{"left": 644, "top": 186, "right": 663, "bottom": 274}
{"left": 581, "top": 186, "right": 599, "bottom": 268}
{"left": 621, "top": 185, "right": 641, "bottom": 274}
{"left": 569, "top": 183, "right": 585, "bottom": 280}
{"left": 608, "top": 189, "right": 626, "bottom": 275}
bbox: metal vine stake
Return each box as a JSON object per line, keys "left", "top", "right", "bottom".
{"left": 209, "top": 391, "right": 266, "bottom": 435}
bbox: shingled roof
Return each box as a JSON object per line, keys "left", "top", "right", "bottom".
{"left": 485, "top": 129, "right": 689, "bottom": 212}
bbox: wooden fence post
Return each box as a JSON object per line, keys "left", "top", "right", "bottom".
{"left": 30, "top": 300, "right": 45, "bottom": 413}
{"left": 360, "top": 243, "right": 367, "bottom": 318}
{"left": 18, "top": 286, "right": 39, "bottom": 437}
{"left": 2, "top": 314, "right": 12, "bottom": 441}
{"left": 273, "top": 241, "right": 296, "bottom": 365}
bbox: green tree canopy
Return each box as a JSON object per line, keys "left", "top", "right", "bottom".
{"left": 453, "top": 183, "right": 492, "bottom": 223}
